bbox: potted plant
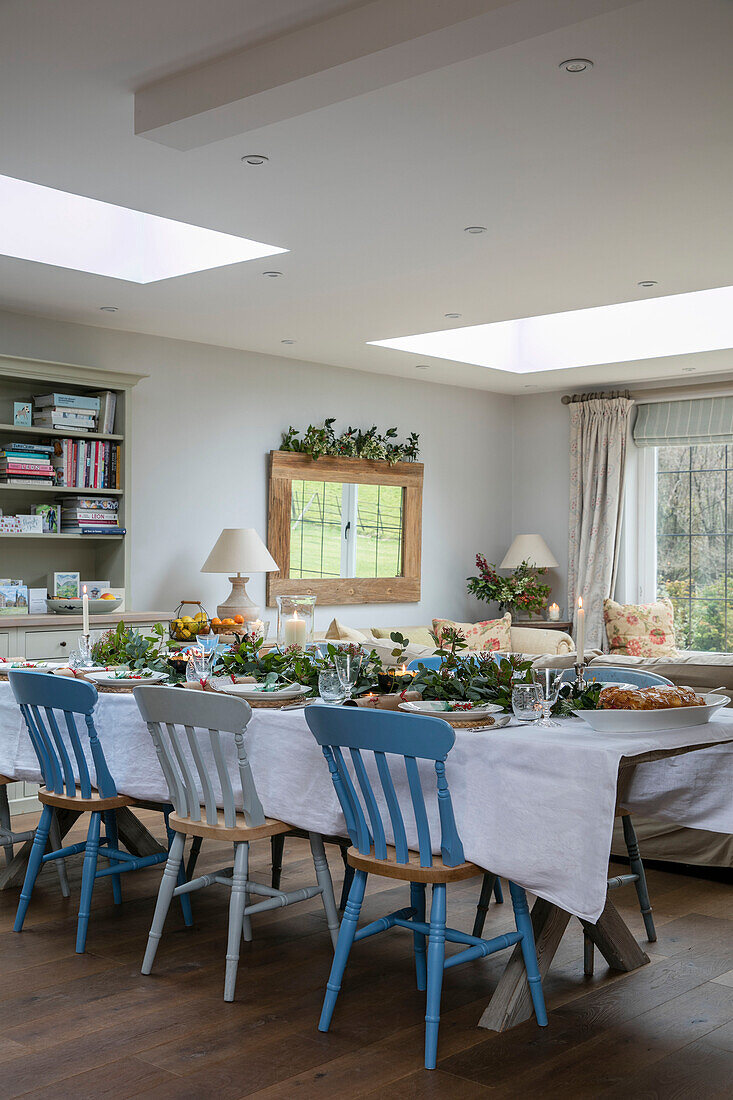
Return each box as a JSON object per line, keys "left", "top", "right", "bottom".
{"left": 467, "top": 554, "right": 551, "bottom": 619}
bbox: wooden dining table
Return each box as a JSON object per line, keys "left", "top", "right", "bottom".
{"left": 0, "top": 681, "right": 731, "bottom": 1032}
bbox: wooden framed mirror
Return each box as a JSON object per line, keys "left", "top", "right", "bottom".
{"left": 266, "top": 450, "right": 423, "bottom": 605}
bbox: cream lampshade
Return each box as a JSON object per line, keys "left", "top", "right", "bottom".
{"left": 500, "top": 534, "right": 559, "bottom": 570}
{"left": 201, "top": 528, "right": 278, "bottom": 622}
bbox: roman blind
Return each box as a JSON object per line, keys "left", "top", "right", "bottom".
{"left": 633, "top": 397, "right": 733, "bottom": 448}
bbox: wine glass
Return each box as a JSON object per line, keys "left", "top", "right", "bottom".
{"left": 534, "top": 669, "right": 563, "bottom": 728}
{"left": 334, "top": 651, "right": 363, "bottom": 702}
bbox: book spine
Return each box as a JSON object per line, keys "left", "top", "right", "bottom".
{"left": 1, "top": 463, "right": 54, "bottom": 473}
{"left": 3, "top": 442, "right": 55, "bottom": 454}
{"left": 77, "top": 527, "right": 125, "bottom": 535}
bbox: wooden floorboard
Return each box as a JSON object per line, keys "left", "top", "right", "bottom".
{"left": 0, "top": 809, "right": 730, "bottom": 1098}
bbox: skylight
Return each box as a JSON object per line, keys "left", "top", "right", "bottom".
{"left": 369, "top": 286, "right": 733, "bottom": 373}
{"left": 0, "top": 174, "right": 287, "bottom": 283}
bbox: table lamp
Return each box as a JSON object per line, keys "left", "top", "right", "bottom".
{"left": 201, "top": 528, "right": 278, "bottom": 621}
{"left": 500, "top": 534, "right": 558, "bottom": 570}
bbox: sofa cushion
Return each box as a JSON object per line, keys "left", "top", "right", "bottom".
{"left": 590, "top": 651, "right": 733, "bottom": 695}
{"left": 510, "top": 626, "right": 574, "bottom": 656}
{"left": 324, "top": 618, "right": 369, "bottom": 643}
{"left": 603, "top": 597, "right": 678, "bottom": 657}
{"left": 371, "top": 625, "right": 436, "bottom": 649}
{"left": 433, "top": 614, "right": 512, "bottom": 652}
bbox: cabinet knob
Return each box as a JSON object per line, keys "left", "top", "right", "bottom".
{"left": 59, "top": 641, "right": 67, "bottom": 648}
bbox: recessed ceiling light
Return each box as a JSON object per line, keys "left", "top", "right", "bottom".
{"left": 682, "top": 367, "right": 696, "bottom": 373}
{"left": 464, "top": 226, "right": 487, "bottom": 235}
{"left": 559, "top": 58, "right": 593, "bottom": 73}
{"left": 524, "top": 384, "right": 538, "bottom": 389}
{"left": 281, "top": 339, "right": 296, "bottom": 344}
{"left": 415, "top": 364, "right": 429, "bottom": 371}
{"left": 99, "top": 305, "right": 118, "bottom": 312}
{"left": 369, "top": 285, "right": 733, "bottom": 375}
{"left": 263, "top": 270, "right": 283, "bottom": 278}
{"left": 638, "top": 280, "right": 658, "bottom": 288}
{"left": 0, "top": 173, "right": 287, "bottom": 282}
{"left": 241, "top": 154, "right": 269, "bottom": 165}
{"left": 444, "top": 313, "right": 462, "bottom": 319}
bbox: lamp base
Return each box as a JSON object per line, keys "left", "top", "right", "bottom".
{"left": 217, "top": 576, "right": 260, "bottom": 622}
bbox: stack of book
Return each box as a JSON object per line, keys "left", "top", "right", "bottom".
{"left": 34, "top": 393, "right": 100, "bottom": 431}
{"left": 0, "top": 442, "right": 55, "bottom": 485}
{"left": 51, "top": 439, "right": 121, "bottom": 489}
{"left": 60, "top": 497, "right": 125, "bottom": 535}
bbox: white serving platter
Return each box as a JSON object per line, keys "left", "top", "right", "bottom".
{"left": 398, "top": 699, "right": 504, "bottom": 725}
{"left": 573, "top": 692, "right": 730, "bottom": 733}
{"left": 86, "top": 670, "right": 167, "bottom": 684}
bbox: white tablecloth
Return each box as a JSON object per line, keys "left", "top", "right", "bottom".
{"left": 1, "top": 682, "right": 731, "bottom": 923}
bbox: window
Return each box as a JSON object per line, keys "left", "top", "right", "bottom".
{"left": 656, "top": 444, "right": 733, "bottom": 650}
{"left": 267, "top": 450, "right": 423, "bottom": 605}
{"left": 289, "top": 480, "right": 404, "bottom": 580}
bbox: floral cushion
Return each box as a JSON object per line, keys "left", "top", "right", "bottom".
{"left": 432, "top": 614, "right": 512, "bottom": 652}
{"left": 603, "top": 598, "right": 678, "bottom": 657}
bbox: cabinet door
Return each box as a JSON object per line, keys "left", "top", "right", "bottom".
{"left": 0, "top": 633, "right": 8, "bottom": 658}
{"left": 25, "top": 630, "right": 78, "bottom": 660}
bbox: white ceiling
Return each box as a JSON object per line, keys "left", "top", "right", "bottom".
{"left": 0, "top": 0, "right": 731, "bottom": 394}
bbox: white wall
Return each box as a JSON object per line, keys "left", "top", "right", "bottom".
{"left": 511, "top": 392, "right": 570, "bottom": 613}
{"left": 0, "top": 308, "right": 515, "bottom": 632}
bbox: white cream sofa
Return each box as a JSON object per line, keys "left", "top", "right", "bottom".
{"left": 317, "top": 619, "right": 573, "bottom": 668}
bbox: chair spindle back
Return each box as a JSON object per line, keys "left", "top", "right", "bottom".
{"left": 9, "top": 670, "right": 116, "bottom": 798}
{"left": 305, "top": 704, "right": 464, "bottom": 868}
{"left": 133, "top": 686, "right": 264, "bottom": 827}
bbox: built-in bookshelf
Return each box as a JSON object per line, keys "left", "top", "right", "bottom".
{"left": 0, "top": 354, "right": 144, "bottom": 600}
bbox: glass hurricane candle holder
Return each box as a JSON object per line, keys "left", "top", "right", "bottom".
{"left": 276, "top": 595, "right": 316, "bottom": 649}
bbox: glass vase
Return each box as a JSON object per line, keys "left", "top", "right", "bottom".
{"left": 276, "top": 595, "right": 316, "bottom": 649}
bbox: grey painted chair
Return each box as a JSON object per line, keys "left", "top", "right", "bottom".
{"left": 134, "top": 686, "right": 340, "bottom": 1002}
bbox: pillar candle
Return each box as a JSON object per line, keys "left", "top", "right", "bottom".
{"left": 82, "top": 585, "right": 90, "bottom": 636}
{"left": 284, "top": 611, "right": 306, "bottom": 647}
{"left": 576, "top": 596, "right": 585, "bottom": 662}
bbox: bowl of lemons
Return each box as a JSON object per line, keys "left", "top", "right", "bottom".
{"left": 169, "top": 601, "right": 211, "bottom": 642}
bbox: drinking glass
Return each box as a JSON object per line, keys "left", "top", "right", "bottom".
{"left": 318, "top": 670, "right": 346, "bottom": 705}
{"left": 334, "top": 651, "right": 363, "bottom": 702}
{"left": 512, "top": 682, "right": 542, "bottom": 721}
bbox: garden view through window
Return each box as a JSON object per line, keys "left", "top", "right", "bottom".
{"left": 657, "top": 443, "right": 733, "bottom": 651}
{"left": 289, "top": 479, "right": 403, "bottom": 580}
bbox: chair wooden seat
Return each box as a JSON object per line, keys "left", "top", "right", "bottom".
{"left": 38, "top": 786, "right": 134, "bottom": 812}
{"left": 347, "top": 845, "right": 481, "bottom": 883}
{"left": 168, "top": 811, "right": 291, "bottom": 843}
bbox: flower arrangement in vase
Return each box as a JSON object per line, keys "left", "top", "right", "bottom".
{"left": 467, "top": 554, "right": 551, "bottom": 619}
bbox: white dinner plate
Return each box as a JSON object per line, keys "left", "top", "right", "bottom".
{"left": 86, "top": 670, "right": 167, "bottom": 684}
{"left": 211, "top": 680, "right": 311, "bottom": 700}
{"left": 573, "top": 692, "right": 730, "bottom": 733}
{"left": 399, "top": 699, "right": 503, "bottom": 719}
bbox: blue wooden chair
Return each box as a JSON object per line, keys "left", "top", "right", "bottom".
{"left": 474, "top": 664, "right": 665, "bottom": 970}
{"left": 408, "top": 654, "right": 505, "bottom": 912}
{"left": 9, "top": 670, "right": 191, "bottom": 953}
{"left": 305, "top": 704, "right": 547, "bottom": 1070}
{"left": 557, "top": 666, "right": 674, "bottom": 688}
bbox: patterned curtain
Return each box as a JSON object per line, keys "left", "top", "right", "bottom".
{"left": 568, "top": 396, "right": 634, "bottom": 651}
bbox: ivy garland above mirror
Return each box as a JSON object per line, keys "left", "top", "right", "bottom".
{"left": 280, "top": 419, "right": 420, "bottom": 465}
